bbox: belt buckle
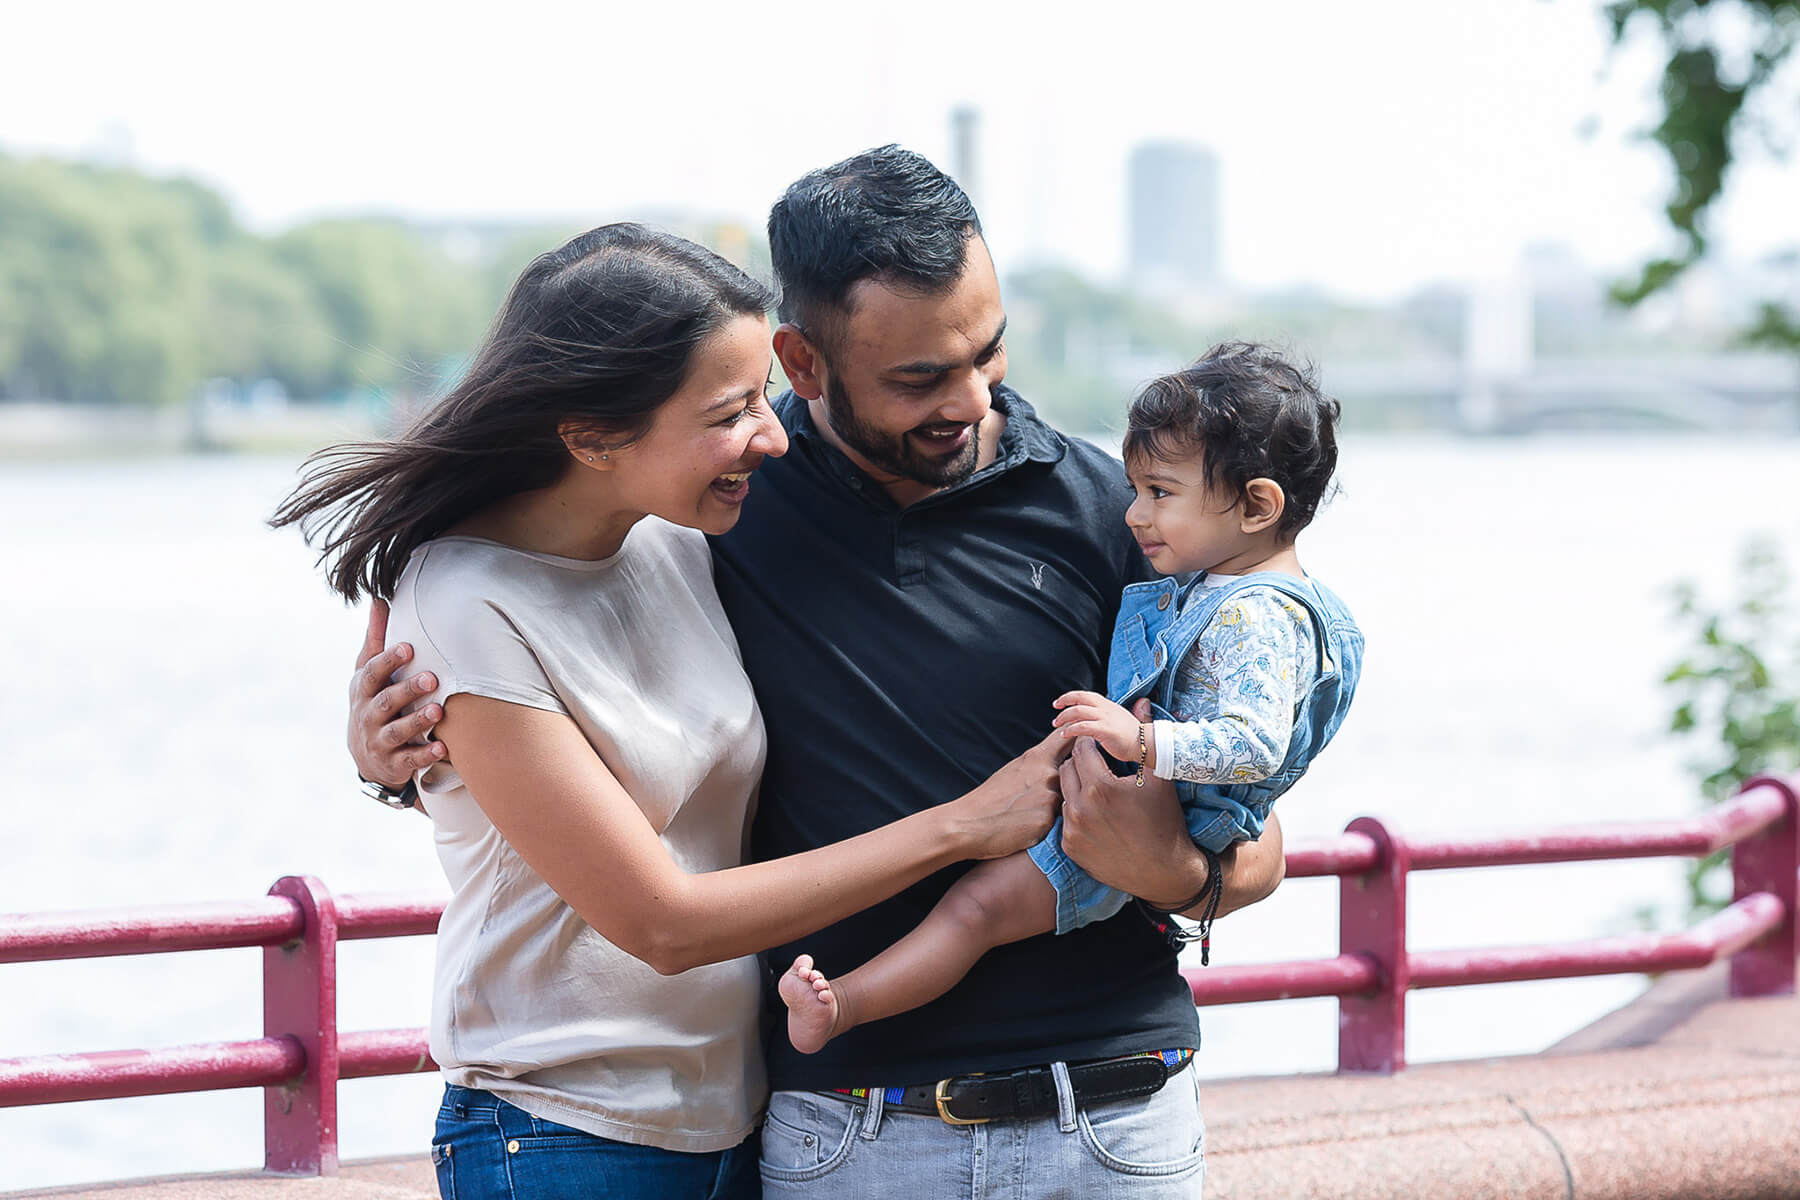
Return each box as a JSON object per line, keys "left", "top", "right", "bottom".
{"left": 934, "top": 1076, "right": 988, "bottom": 1126}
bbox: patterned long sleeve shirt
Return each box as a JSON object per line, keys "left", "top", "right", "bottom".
{"left": 1152, "top": 581, "right": 1318, "bottom": 785}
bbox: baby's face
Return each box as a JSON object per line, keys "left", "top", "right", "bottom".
{"left": 1122, "top": 454, "right": 1258, "bottom": 576}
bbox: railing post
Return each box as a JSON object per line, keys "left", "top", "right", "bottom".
{"left": 1730, "top": 776, "right": 1798, "bottom": 998}
{"left": 1339, "top": 817, "right": 1409, "bottom": 1073}
{"left": 264, "top": 876, "right": 339, "bottom": 1175}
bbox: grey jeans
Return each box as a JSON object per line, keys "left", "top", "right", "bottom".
{"left": 759, "top": 1060, "right": 1205, "bottom": 1198}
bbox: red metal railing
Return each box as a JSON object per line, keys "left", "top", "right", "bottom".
{"left": 1, "top": 776, "right": 1795, "bottom": 1177}
{"left": 0, "top": 881, "right": 444, "bottom": 1175}
{"left": 1184, "top": 774, "right": 1799, "bottom": 1071}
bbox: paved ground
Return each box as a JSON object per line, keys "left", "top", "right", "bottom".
{"left": 1201, "top": 963, "right": 1800, "bottom": 1199}
{"left": 12, "top": 963, "right": 1798, "bottom": 1200}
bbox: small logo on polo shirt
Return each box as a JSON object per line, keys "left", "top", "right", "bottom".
{"left": 1029, "top": 561, "right": 1047, "bottom": 589}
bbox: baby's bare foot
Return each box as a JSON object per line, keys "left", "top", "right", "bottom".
{"left": 778, "top": 954, "right": 841, "bottom": 1055}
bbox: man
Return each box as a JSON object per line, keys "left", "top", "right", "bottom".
{"left": 350, "top": 147, "right": 1284, "bottom": 1197}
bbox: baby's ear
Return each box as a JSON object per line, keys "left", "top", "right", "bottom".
{"left": 1131, "top": 698, "right": 1154, "bottom": 722}
{"left": 1240, "top": 478, "right": 1286, "bottom": 534}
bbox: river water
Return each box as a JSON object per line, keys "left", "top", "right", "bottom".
{"left": 2, "top": 434, "right": 1797, "bottom": 1190}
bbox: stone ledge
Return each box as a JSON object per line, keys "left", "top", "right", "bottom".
{"left": 3, "top": 1158, "right": 438, "bottom": 1200}
{"left": 1200, "top": 981, "right": 1800, "bottom": 1200}
{"left": 12, "top": 974, "right": 1798, "bottom": 1200}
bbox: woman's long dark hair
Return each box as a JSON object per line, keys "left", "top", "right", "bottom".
{"left": 271, "top": 223, "right": 775, "bottom": 602}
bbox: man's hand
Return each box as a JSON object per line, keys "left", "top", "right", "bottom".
{"left": 1051, "top": 690, "right": 1148, "bottom": 766}
{"left": 1058, "top": 736, "right": 1196, "bottom": 908}
{"left": 1059, "top": 696, "right": 1286, "bottom": 920}
{"left": 350, "top": 600, "right": 445, "bottom": 788}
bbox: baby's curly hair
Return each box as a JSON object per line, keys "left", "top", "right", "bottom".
{"left": 1122, "top": 342, "right": 1341, "bottom": 539}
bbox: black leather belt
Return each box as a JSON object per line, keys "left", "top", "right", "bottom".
{"left": 831, "top": 1052, "right": 1188, "bottom": 1125}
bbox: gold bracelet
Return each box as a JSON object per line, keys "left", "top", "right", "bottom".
{"left": 1135, "top": 723, "right": 1148, "bottom": 788}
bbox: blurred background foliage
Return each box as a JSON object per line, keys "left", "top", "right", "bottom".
{"left": 1607, "top": 0, "right": 1799, "bottom": 348}
{"left": 1617, "top": 0, "right": 1800, "bottom": 912}
{"left": 0, "top": 154, "right": 554, "bottom": 409}
{"left": 1613, "top": 0, "right": 1799, "bottom": 894}
{"left": 1664, "top": 541, "right": 1800, "bottom": 910}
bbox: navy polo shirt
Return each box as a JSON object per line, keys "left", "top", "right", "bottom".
{"left": 709, "top": 388, "right": 1197, "bottom": 1092}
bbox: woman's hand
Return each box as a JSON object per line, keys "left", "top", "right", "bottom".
{"left": 1051, "top": 690, "right": 1147, "bottom": 766}
{"left": 946, "top": 728, "right": 1073, "bottom": 859}
{"left": 348, "top": 600, "right": 446, "bottom": 787}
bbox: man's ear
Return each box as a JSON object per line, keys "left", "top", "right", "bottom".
{"left": 558, "top": 422, "right": 617, "bottom": 470}
{"left": 1240, "top": 478, "right": 1286, "bottom": 534}
{"left": 772, "top": 323, "right": 826, "bottom": 401}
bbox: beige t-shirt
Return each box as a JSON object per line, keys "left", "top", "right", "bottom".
{"left": 389, "top": 518, "right": 767, "bottom": 1153}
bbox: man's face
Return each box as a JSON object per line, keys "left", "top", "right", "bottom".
{"left": 814, "top": 236, "right": 1007, "bottom": 489}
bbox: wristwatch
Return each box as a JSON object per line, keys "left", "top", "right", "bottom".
{"left": 359, "top": 773, "right": 418, "bottom": 810}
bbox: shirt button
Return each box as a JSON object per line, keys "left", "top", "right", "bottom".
{"left": 506, "top": 1139, "right": 520, "bottom": 1154}
{"left": 848, "top": 476, "right": 863, "bottom": 490}
{"left": 1156, "top": 594, "right": 1172, "bottom": 611}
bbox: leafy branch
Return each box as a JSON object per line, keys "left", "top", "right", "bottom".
{"left": 1663, "top": 538, "right": 1800, "bottom": 909}
{"left": 1606, "top": 0, "right": 1800, "bottom": 349}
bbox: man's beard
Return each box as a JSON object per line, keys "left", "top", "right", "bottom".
{"left": 822, "top": 374, "right": 982, "bottom": 488}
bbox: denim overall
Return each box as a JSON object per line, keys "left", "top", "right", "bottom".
{"left": 1028, "top": 572, "right": 1364, "bottom": 934}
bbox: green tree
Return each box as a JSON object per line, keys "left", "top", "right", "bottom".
{"left": 1664, "top": 540, "right": 1800, "bottom": 910}
{"left": 1001, "top": 267, "right": 1209, "bottom": 432}
{"left": 273, "top": 219, "right": 488, "bottom": 397}
{"left": 1607, "top": 0, "right": 1800, "bottom": 349}
{"left": 0, "top": 156, "right": 219, "bottom": 406}
{"left": 0, "top": 154, "right": 501, "bottom": 409}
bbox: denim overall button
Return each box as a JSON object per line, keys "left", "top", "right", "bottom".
{"left": 1156, "top": 593, "right": 1171, "bottom": 611}
{"left": 507, "top": 1140, "right": 520, "bottom": 1154}
{"left": 1153, "top": 647, "right": 1164, "bottom": 666}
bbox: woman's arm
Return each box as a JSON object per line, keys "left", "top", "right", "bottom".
{"left": 1056, "top": 736, "right": 1284, "bottom": 919}
{"left": 437, "top": 693, "right": 1068, "bottom": 976}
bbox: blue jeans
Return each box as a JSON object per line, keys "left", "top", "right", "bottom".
{"left": 432, "top": 1084, "right": 759, "bottom": 1200}
{"left": 759, "top": 1061, "right": 1206, "bottom": 1198}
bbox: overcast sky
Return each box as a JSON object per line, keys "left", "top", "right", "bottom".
{"left": 6, "top": 0, "right": 1795, "bottom": 301}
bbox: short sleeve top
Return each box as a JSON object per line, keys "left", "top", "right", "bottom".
{"left": 389, "top": 517, "right": 767, "bottom": 1153}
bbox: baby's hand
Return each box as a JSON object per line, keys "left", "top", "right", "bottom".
{"left": 1052, "top": 691, "right": 1145, "bottom": 765}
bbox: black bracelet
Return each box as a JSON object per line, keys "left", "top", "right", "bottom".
{"left": 1135, "top": 845, "right": 1225, "bottom": 965}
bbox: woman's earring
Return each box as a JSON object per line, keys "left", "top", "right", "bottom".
{"left": 601, "top": 454, "right": 608, "bottom": 461}
{"left": 586, "top": 455, "right": 594, "bottom": 463}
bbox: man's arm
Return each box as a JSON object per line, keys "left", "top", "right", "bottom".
{"left": 349, "top": 600, "right": 446, "bottom": 789}
{"left": 1057, "top": 735, "right": 1284, "bottom": 920}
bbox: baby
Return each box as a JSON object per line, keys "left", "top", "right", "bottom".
{"left": 780, "top": 342, "right": 1364, "bottom": 1053}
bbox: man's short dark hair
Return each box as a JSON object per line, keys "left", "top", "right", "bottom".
{"left": 767, "top": 146, "right": 982, "bottom": 350}
{"left": 1123, "top": 342, "right": 1342, "bottom": 539}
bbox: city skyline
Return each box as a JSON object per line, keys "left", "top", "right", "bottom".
{"left": 6, "top": 0, "right": 1797, "bottom": 303}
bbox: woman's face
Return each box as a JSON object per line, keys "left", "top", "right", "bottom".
{"left": 608, "top": 314, "right": 788, "bottom": 536}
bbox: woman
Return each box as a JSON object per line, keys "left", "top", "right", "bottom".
{"left": 270, "top": 224, "right": 1065, "bottom": 1200}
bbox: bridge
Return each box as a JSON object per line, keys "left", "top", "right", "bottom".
{"left": 1326, "top": 354, "right": 1800, "bottom": 434}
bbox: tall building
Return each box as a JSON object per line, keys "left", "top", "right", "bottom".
{"left": 1128, "top": 142, "right": 1221, "bottom": 296}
